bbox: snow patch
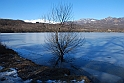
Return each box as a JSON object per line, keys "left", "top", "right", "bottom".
{"left": 0, "top": 68, "right": 32, "bottom": 83}
{"left": 91, "top": 19, "right": 96, "bottom": 21}
{"left": 0, "top": 66, "right": 4, "bottom": 70}
{"left": 0, "top": 67, "right": 85, "bottom": 83}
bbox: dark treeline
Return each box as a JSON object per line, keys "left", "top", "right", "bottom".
{"left": 0, "top": 19, "right": 124, "bottom": 33}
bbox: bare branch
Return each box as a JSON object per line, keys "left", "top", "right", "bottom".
{"left": 44, "top": 3, "right": 84, "bottom": 68}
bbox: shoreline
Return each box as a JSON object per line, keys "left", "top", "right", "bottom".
{"left": 0, "top": 44, "right": 91, "bottom": 83}
{"left": 1, "top": 31, "right": 124, "bottom": 33}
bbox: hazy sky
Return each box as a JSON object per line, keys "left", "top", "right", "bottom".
{"left": 0, "top": 0, "right": 123, "bottom": 20}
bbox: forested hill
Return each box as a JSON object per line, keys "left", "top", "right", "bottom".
{"left": 0, "top": 18, "right": 124, "bottom": 33}
{"left": 0, "top": 19, "right": 49, "bottom": 32}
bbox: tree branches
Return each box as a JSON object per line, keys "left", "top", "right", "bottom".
{"left": 44, "top": 3, "right": 84, "bottom": 67}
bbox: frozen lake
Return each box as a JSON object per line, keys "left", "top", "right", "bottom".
{"left": 1, "top": 32, "right": 124, "bottom": 66}
{"left": 1, "top": 32, "right": 124, "bottom": 83}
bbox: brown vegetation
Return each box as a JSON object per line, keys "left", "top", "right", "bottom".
{"left": 0, "top": 18, "right": 124, "bottom": 33}
{"left": 0, "top": 44, "right": 91, "bottom": 83}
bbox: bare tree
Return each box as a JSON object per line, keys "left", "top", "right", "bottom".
{"left": 44, "top": 3, "right": 84, "bottom": 67}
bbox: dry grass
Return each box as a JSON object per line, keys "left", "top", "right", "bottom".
{"left": 0, "top": 44, "right": 91, "bottom": 83}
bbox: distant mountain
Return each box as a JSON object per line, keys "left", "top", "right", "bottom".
{"left": 74, "top": 17, "right": 124, "bottom": 25}
{"left": 23, "top": 17, "right": 124, "bottom": 25}
{"left": 100, "top": 17, "right": 124, "bottom": 24}
{"left": 0, "top": 17, "right": 124, "bottom": 32}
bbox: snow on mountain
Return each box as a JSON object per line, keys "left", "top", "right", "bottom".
{"left": 24, "top": 19, "right": 46, "bottom": 23}
{"left": 24, "top": 18, "right": 97, "bottom": 24}
{"left": 74, "top": 18, "right": 97, "bottom": 24}
{"left": 23, "top": 17, "right": 124, "bottom": 25}
{"left": 74, "top": 17, "right": 124, "bottom": 25}
{"left": 24, "top": 19, "right": 58, "bottom": 24}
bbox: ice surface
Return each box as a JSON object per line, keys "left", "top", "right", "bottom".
{"left": 36, "top": 80, "right": 84, "bottom": 83}
{"left": 1, "top": 32, "right": 124, "bottom": 83}
{"left": 82, "top": 67, "right": 123, "bottom": 83}
{"left": 1, "top": 32, "right": 124, "bottom": 67}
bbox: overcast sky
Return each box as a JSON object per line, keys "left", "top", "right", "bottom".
{"left": 0, "top": 0, "right": 123, "bottom": 20}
